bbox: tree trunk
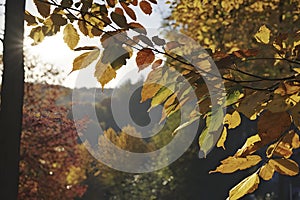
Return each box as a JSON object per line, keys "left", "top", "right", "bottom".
{"left": 0, "top": 0, "right": 25, "bottom": 199}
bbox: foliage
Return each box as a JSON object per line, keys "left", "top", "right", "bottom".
{"left": 19, "top": 83, "right": 87, "bottom": 199}
{"left": 80, "top": 125, "right": 176, "bottom": 200}
{"left": 26, "top": 0, "right": 300, "bottom": 199}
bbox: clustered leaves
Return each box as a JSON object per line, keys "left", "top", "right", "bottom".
{"left": 19, "top": 83, "right": 87, "bottom": 199}
{"left": 26, "top": 0, "right": 300, "bottom": 199}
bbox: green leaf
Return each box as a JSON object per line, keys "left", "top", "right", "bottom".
{"left": 150, "top": 84, "right": 176, "bottom": 110}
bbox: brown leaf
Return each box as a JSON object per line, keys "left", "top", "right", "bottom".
{"left": 131, "top": 0, "right": 138, "bottom": 6}
{"left": 209, "top": 155, "right": 262, "bottom": 174}
{"left": 136, "top": 48, "right": 155, "bottom": 71}
{"left": 139, "top": 1, "right": 152, "bottom": 15}
{"left": 152, "top": 59, "right": 163, "bottom": 69}
{"left": 258, "top": 111, "right": 291, "bottom": 142}
{"left": 33, "top": 0, "right": 50, "bottom": 18}
{"left": 129, "top": 22, "right": 147, "bottom": 35}
{"left": 148, "top": 0, "right": 157, "bottom": 4}
{"left": 106, "top": 0, "right": 117, "bottom": 7}
{"left": 229, "top": 173, "right": 260, "bottom": 200}
{"left": 165, "top": 41, "right": 182, "bottom": 51}
{"left": 269, "top": 158, "right": 299, "bottom": 176}
{"left": 120, "top": 2, "right": 137, "bottom": 20}
{"left": 110, "top": 11, "right": 128, "bottom": 28}
{"left": 24, "top": 10, "right": 37, "bottom": 26}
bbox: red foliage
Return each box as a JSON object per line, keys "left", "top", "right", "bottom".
{"left": 18, "top": 83, "right": 87, "bottom": 200}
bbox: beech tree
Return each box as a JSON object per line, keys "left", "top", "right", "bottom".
{"left": 0, "top": 0, "right": 299, "bottom": 199}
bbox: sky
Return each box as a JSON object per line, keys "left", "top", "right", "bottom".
{"left": 0, "top": 0, "right": 171, "bottom": 89}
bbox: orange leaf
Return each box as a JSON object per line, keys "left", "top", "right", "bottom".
{"left": 152, "top": 59, "right": 163, "bottom": 69}
{"left": 139, "top": 1, "right": 152, "bottom": 15}
{"left": 129, "top": 22, "right": 147, "bottom": 35}
{"left": 136, "top": 48, "right": 155, "bottom": 71}
{"left": 120, "top": 2, "right": 137, "bottom": 20}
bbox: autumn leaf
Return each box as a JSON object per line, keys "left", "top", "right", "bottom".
{"left": 235, "top": 134, "right": 263, "bottom": 157}
{"left": 217, "top": 127, "right": 227, "bottom": 150}
{"left": 224, "top": 110, "right": 241, "bottom": 129}
{"left": 111, "top": 11, "right": 128, "bottom": 28}
{"left": 72, "top": 49, "right": 100, "bottom": 72}
{"left": 209, "top": 155, "right": 262, "bottom": 174}
{"left": 33, "top": 0, "right": 50, "bottom": 18}
{"left": 128, "top": 22, "right": 147, "bottom": 35}
{"left": 152, "top": 36, "right": 166, "bottom": 46}
{"left": 259, "top": 163, "right": 275, "bottom": 181}
{"left": 140, "top": 68, "right": 164, "bottom": 102}
{"left": 269, "top": 158, "right": 299, "bottom": 176}
{"left": 258, "top": 111, "right": 291, "bottom": 141}
{"left": 152, "top": 59, "right": 163, "bottom": 69}
{"left": 24, "top": 10, "right": 37, "bottom": 26}
{"left": 63, "top": 24, "right": 80, "bottom": 50}
{"left": 94, "top": 60, "right": 116, "bottom": 89}
{"left": 139, "top": 1, "right": 152, "bottom": 15}
{"left": 136, "top": 48, "right": 155, "bottom": 71}
{"left": 254, "top": 25, "right": 271, "bottom": 44}
{"left": 228, "top": 173, "right": 260, "bottom": 200}
{"left": 29, "top": 26, "right": 45, "bottom": 44}
{"left": 120, "top": 2, "right": 137, "bottom": 20}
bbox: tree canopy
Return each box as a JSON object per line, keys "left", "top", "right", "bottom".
{"left": 14, "top": 0, "right": 300, "bottom": 199}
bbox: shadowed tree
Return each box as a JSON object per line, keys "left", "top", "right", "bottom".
{"left": 0, "top": 0, "right": 25, "bottom": 199}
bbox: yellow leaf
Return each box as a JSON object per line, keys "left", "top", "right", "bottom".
{"left": 235, "top": 134, "right": 262, "bottom": 157}
{"left": 266, "top": 143, "right": 293, "bottom": 159}
{"left": 224, "top": 110, "right": 241, "bottom": 129}
{"left": 269, "top": 158, "right": 299, "bottom": 176}
{"left": 209, "top": 155, "right": 261, "bottom": 174}
{"left": 259, "top": 163, "right": 275, "bottom": 181}
{"left": 72, "top": 49, "right": 100, "bottom": 72}
{"left": 94, "top": 60, "right": 116, "bottom": 89}
{"left": 63, "top": 24, "right": 80, "bottom": 50}
{"left": 228, "top": 173, "right": 260, "bottom": 200}
{"left": 254, "top": 25, "right": 271, "bottom": 44}
{"left": 217, "top": 126, "right": 227, "bottom": 150}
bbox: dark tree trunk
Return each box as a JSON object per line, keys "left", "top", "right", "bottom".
{"left": 0, "top": 0, "right": 25, "bottom": 199}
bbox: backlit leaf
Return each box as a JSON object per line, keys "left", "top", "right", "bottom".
{"left": 269, "top": 158, "right": 299, "bottom": 176}
{"left": 259, "top": 163, "right": 275, "bottom": 181}
{"left": 94, "top": 60, "right": 116, "bottom": 89}
{"left": 210, "top": 155, "right": 262, "bottom": 174}
{"left": 72, "top": 49, "right": 100, "bottom": 72}
{"left": 224, "top": 111, "right": 241, "bottom": 129}
{"left": 136, "top": 48, "right": 155, "bottom": 71}
{"left": 254, "top": 25, "right": 271, "bottom": 44}
{"left": 228, "top": 173, "right": 260, "bottom": 200}
{"left": 63, "top": 24, "right": 80, "bottom": 49}
{"left": 217, "top": 127, "right": 227, "bottom": 150}
{"left": 235, "top": 134, "right": 263, "bottom": 157}
{"left": 29, "top": 26, "right": 45, "bottom": 45}
{"left": 141, "top": 68, "right": 164, "bottom": 102}
{"left": 139, "top": 1, "right": 152, "bottom": 15}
